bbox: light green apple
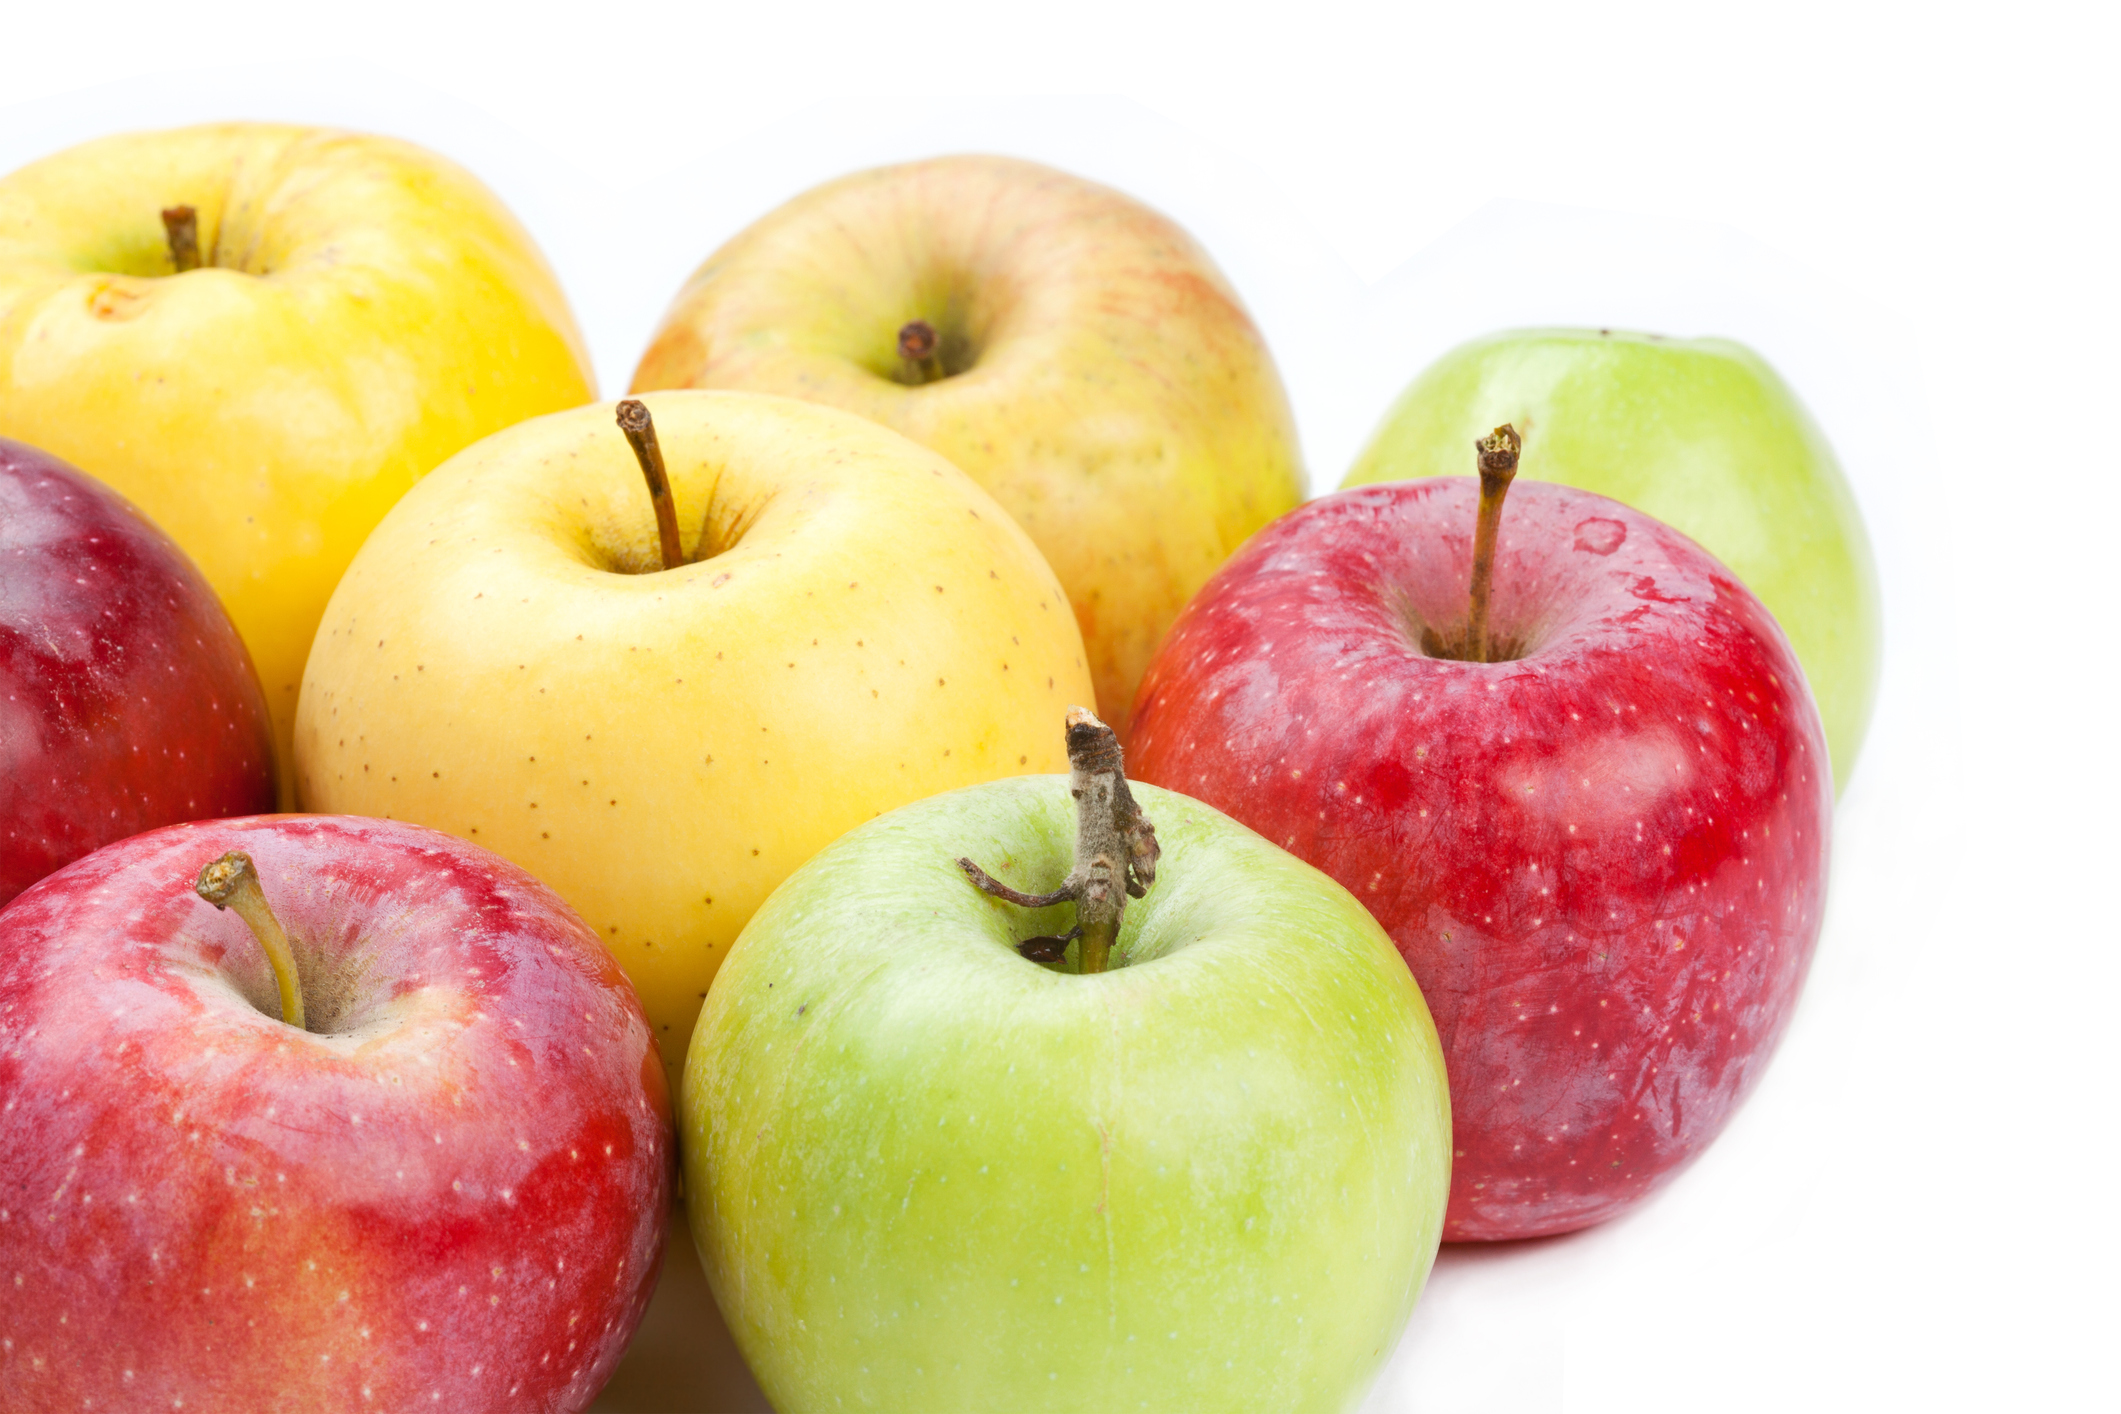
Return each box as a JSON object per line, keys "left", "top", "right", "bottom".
{"left": 683, "top": 775, "right": 1451, "bottom": 1414}
{"left": 1343, "top": 329, "right": 1879, "bottom": 791}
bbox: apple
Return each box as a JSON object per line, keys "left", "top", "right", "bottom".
{"left": 1128, "top": 461, "right": 1832, "bottom": 1241}
{"left": 294, "top": 390, "right": 1097, "bottom": 1087}
{"left": 629, "top": 154, "right": 1305, "bottom": 737}
{"left": 682, "top": 739, "right": 1452, "bottom": 1412}
{"left": 1, "top": 437, "right": 273, "bottom": 906}
{"left": 1342, "top": 328, "right": 1879, "bottom": 790}
{"left": 0, "top": 813, "right": 670, "bottom": 1411}
{"left": 0, "top": 122, "right": 597, "bottom": 794}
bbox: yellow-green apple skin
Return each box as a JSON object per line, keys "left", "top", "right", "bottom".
{"left": 629, "top": 155, "right": 1305, "bottom": 739}
{"left": 0, "top": 124, "right": 596, "bottom": 794}
{"left": 685, "top": 777, "right": 1451, "bottom": 1413}
{"left": 1343, "top": 329, "right": 1880, "bottom": 790}
{"left": 294, "top": 389, "right": 1094, "bottom": 1084}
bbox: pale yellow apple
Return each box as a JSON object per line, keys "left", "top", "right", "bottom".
{"left": 294, "top": 389, "right": 1094, "bottom": 1082}
{"left": 629, "top": 155, "right": 1304, "bottom": 738}
{"left": 0, "top": 124, "right": 595, "bottom": 796}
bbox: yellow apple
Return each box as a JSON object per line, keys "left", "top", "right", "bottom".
{"left": 629, "top": 155, "right": 1304, "bottom": 738}
{"left": 294, "top": 389, "right": 1095, "bottom": 1082}
{"left": 0, "top": 123, "right": 595, "bottom": 795}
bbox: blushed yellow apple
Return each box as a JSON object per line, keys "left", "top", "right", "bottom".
{"left": 294, "top": 390, "right": 1094, "bottom": 1082}
{"left": 0, "top": 124, "right": 595, "bottom": 795}
{"left": 630, "top": 155, "right": 1304, "bottom": 738}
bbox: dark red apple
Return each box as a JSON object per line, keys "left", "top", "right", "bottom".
{"left": 1129, "top": 474, "right": 1831, "bottom": 1241}
{"left": 0, "top": 814, "right": 671, "bottom": 1411}
{"left": 0, "top": 438, "right": 273, "bottom": 905}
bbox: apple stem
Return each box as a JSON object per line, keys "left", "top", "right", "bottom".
{"left": 194, "top": 851, "right": 306, "bottom": 1031}
{"left": 897, "top": 320, "right": 945, "bottom": 385}
{"left": 1464, "top": 423, "right": 1522, "bottom": 663}
{"left": 616, "top": 399, "right": 686, "bottom": 572}
{"left": 957, "top": 707, "right": 1160, "bottom": 974}
{"left": 161, "top": 205, "right": 201, "bottom": 273}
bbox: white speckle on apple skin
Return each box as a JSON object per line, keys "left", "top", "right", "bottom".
{"left": 0, "top": 814, "right": 672, "bottom": 1411}
{"left": 1129, "top": 477, "right": 1830, "bottom": 1241}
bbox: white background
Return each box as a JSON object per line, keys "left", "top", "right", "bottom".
{"left": 4, "top": 3, "right": 2115, "bottom": 1410}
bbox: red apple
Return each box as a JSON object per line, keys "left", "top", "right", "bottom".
{"left": 0, "top": 437, "right": 273, "bottom": 906}
{"left": 0, "top": 814, "right": 671, "bottom": 1411}
{"left": 1129, "top": 471, "right": 1831, "bottom": 1241}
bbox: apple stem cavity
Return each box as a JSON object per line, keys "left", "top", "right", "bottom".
{"left": 160, "top": 205, "right": 201, "bottom": 273}
{"left": 193, "top": 851, "right": 306, "bottom": 1031}
{"left": 616, "top": 399, "right": 686, "bottom": 572}
{"left": 957, "top": 707, "right": 1160, "bottom": 974}
{"left": 1464, "top": 423, "right": 1522, "bottom": 663}
{"left": 897, "top": 320, "right": 946, "bottom": 385}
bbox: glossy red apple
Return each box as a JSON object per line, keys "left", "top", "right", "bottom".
{"left": 1129, "top": 471, "right": 1831, "bottom": 1241}
{"left": 0, "top": 814, "right": 671, "bottom": 1411}
{"left": 0, "top": 437, "right": 273, "bottom": 906}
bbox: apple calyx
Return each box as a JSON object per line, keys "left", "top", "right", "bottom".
{"left": 896, "top": 320, "right": 945, "bottom": 385}
{"left": 193, "top": 850, "right": 306, "bottom": 1030}
{"left": 1458, "top": 422, "right": 1522, "bottom": 663}
{"left": 160, "top": 204, "right": 201, "bottom": 273}
{"left": 957, "top": 707, "right": 1160, "bottom": 974}
{"left": 616, "top": 399, "right": 686, "bottom": 572}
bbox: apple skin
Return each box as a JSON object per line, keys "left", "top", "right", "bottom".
{"left": 684, "top": 776, "right": 1450, "bottom": 1413}
{"left": 630, "top": 155, "right": 1305, "bottom": 737}
{"left": 1342, "top": 328, "right": 1879, "bottom": 791}
{"left": 0, "top": 814, "right": 670, "bottom": 1413}
{"left": 0, "top": 437, "right": 273, "bottom": 906}
{"left": 1128, "top": 479, "right": 1831, "bottom": 1241}
{"left": 0, "top": 123, "right": 596, "bottom": 793}
{"left": 295, "top": 390, "right": 1096, "bottom": 1089}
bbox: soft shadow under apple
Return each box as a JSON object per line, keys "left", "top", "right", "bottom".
{"left": 589, "top": 1215, "right": 772, "bottom": 1414}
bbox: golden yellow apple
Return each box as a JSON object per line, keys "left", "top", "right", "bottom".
{"left": 629, "top": 155, "right": 1304, "bottom": 738}
{"left": 0, "top": 123, "right": 595, "bottom": 795}
{"left": 294, "top": 389, "right": 1094, "bottom": 1082}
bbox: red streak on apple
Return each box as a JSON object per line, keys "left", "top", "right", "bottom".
{"left": 0, "top": 815, "right": 670, "bottom": 1411}
{"left": 0, "top": 438, "right": 274, "bottom": 905}
{"left": 1130, "top": 480, "right": 1831, "bottom": 1240}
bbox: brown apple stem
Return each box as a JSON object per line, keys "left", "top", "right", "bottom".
{"left": 1465, "top": 423, "right": 1522, "bottom": 663}
{"left": 161, "top": 205, "right": 201, "bottom": 273}
{"left": 957, "top": 707, "right": 1160, "bottom": 974}
{"left": 616, "top": 399, "right": 685, "bottom": 572}
{"left": 194, "top": 851, "right": 306, "bottom": 1031}
{"left": 897, "top": 320, "right": 945, "bottom": 385}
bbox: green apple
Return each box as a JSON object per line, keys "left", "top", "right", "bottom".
{"left": 630, "top": 155, "right": 1306, "bottom": 738}
{"left": 684, "top": 773, "right": 1451, "bottom": 1413}
{"left": 294, "top": 390, "right": 1096, "bottom": 1086}
{"left": 1343, "top": 329, "right": 1880, "bottom": 790}
{"left": 0, "top": 123, "right": 595, "bottom": 794}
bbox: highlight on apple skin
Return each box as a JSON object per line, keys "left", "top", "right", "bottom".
{"left": 629, "top": 154, "right": 1306, "bottom": 738}
{"left": 1129, "top": 476, "right": 1832, "bottom": 1240}
{"left": 1343, "top": 328, "right": 1879, "bottom": 792}
{"left": 0, "top": 436, "right": 274, "bottom": 906}
{"left": 0, "top": 814, "right": 671, "bottom": 1413}
{"left": 684, "top": 774, "right": 1451, "bottom": 1413}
